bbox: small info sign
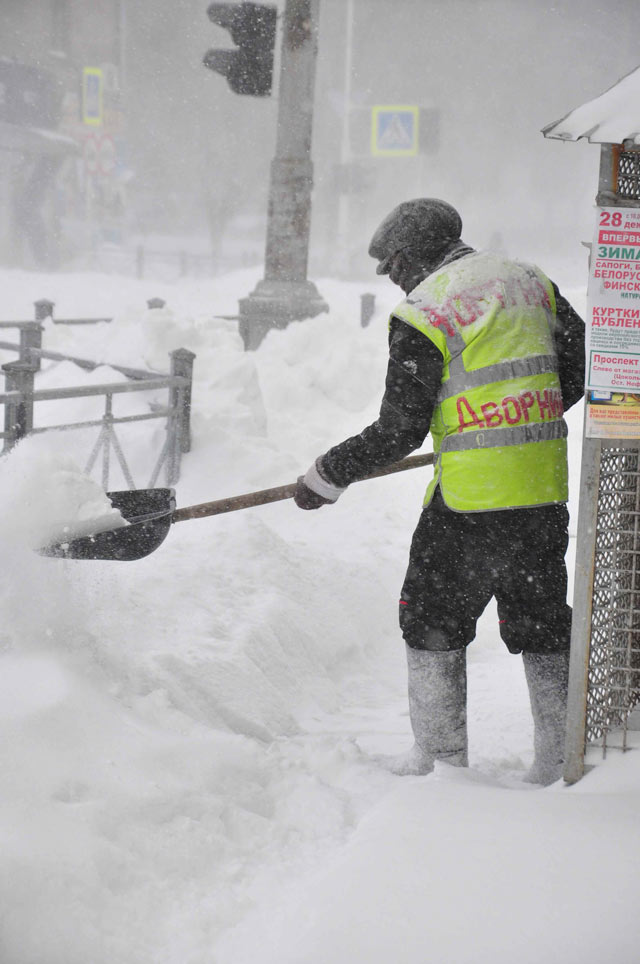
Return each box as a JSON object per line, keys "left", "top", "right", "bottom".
{"left": 585, "top": 206, "right": 640, "bottom": 438}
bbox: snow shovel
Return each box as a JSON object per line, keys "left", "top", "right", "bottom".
{"left": 41, "top": 452, "right": 434, "bottom": 562}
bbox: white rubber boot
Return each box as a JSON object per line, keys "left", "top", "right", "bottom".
{"left": 386, "top": 645, "right": 468, "bottom": 776}
{"left": 522, "top": 650, "right": 570, "bottom": 786}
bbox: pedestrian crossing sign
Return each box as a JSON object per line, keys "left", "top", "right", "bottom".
{"left": 371, "top": 105, "right": 419, "bottom": 156}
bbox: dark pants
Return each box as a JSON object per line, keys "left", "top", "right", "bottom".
{"left": 399, "top": 490, "right": 572, "bottom": 655}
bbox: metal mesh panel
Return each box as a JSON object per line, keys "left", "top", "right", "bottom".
{"left": 617, "top": 151, "right": 640, "bottom": 200}
{"left": 587, "top": 445, "right": 640, "bottom": 752}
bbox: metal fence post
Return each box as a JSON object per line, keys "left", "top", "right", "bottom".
{"left": 564, "top": 430, "right": 602, "bottom": 784}
{"left": 164, "top": 348, "right": 195, "bottom": 487}
{"left": 165, "top": 404, "right": 181, "bottom": 486}
{"left": 2, "top": 383, "right": 17, "bottom": 454}
{"left": 170, "top": 348, "right": 195, "bottom": 454}
{"left": 34, "top": 299, "right": 54, "bottom": 322}
{"left": 360, "top": 292, "right": 375, "bottom": 328}
{"left": 19, "top": 324, "right": 43, "bottom": 370}
{"left": 2, "top": 360, "right": 37, "bottom": 451}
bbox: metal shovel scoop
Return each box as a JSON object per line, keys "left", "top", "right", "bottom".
{"left": 41, "top": 452, "right": 434, "bottom": 562}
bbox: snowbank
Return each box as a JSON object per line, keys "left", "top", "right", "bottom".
{"left": 221, "top": 760, "right": 640, "bottom": 964}
{"left": 0, "top": 437, "right": 127, "bottom": 549}
{"left": 0, "top": 267, "right": 636, "bottom": 964}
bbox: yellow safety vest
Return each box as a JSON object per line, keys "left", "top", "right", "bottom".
{"left": 393, "top": 252, "right": 568, "bottom": 512}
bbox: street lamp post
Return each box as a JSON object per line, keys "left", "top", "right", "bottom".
{"left": 238, "top": 0, "right": 328, "bottom": 350}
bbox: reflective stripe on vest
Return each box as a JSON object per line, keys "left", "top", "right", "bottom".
{"left": 438, "top": 353, "right": 559, "bottom": 401}
{"left": 440, "top": 418, "right": 567, "bottom": 452}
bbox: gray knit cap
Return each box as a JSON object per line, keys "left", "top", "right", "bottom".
{"left": 368, "top": 198, "right": 463, "bottom": 268}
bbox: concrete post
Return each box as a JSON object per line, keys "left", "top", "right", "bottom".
{"left": 238, "top": 0, "right": 328, "bottom": 350}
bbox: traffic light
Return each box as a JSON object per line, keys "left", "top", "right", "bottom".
{"left": 204, "top": 2, "right": 277, "bottom": 97}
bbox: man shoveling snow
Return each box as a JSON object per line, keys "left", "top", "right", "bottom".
{"left": 294, "top": 198, "right": 585, "bottom": 786}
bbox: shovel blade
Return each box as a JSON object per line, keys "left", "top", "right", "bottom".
{"left": 41, "top": 488, "right": 176, "bottom": 561}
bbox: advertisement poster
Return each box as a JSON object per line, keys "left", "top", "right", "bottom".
{"left": 585, "top": 206, "right": 640, "bottom": 438}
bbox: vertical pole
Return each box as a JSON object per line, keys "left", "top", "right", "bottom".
{"left": 102, "top": 394, "right": 113, "bottom": 490}
{"left": 2, "top": 375, "right": 18, "bottom": 454}
{"left": 360, "top": 292, "right": 375, "bottom": 328}
{"left": 29, "top": 301, "right": 49, "bottom": 373}
{"left": 238, "top": 0, "right": 328, "bottom": 350}
{"left": 166, "top": 389, "right": 183, "bottom": 487}
{"left": 596, "top": 144, "right": 616, "bottom": 206}
{"left": 264, "top": 0, "right": 319, "bottom": 283}
{"left": 564, "top": 415, "right": 602, "bottom": 783}
{"left": 169, "top": 348, "right": 195, "bottom": 455}
{"left": 563, "top": 142, "right": 613, "bottom": 782}
{"left": 19, "top": 324, "right": 43, "bottom": 370}
{"left": 335, "top": 0, "right": 354, "bottom": 274}
{"left": 2, "top": 360, "right": 37, "bottom": 449}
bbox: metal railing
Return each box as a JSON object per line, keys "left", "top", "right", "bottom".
{"left": 565, "top": 432, "right": 640, "bottom": 781}
{"left": 575, "top": 442, "right": 640, "bottom": 741}
{"left": 0, "top": 300, "right": 195, "bottom": 489}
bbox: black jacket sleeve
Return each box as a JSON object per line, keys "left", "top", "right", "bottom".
{"left": 319, "top": 318, "right": 442, "bottom": 488}
{"left": 551, "top": 283, "right": 585, "bottom": 412}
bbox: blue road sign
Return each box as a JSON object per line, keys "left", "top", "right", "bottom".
{"left": 371, "top": 106, "right": 419, "bottom": 156}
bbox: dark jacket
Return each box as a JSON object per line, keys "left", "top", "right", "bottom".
{"left": 319, "top": 260, "right": 585, "bottom": 491}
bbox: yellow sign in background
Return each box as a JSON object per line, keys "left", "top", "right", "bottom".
{"left": 82, "top": 67, "right": 103, "bottom": 126}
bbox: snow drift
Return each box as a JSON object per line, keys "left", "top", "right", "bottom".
{"left": 0, "top": 267, "right": 638, "bottom": 964}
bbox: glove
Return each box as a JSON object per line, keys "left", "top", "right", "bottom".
{"left": 294, "top": 459, "right": 347, "bottom": 511}
{"left": 294, "top": 477, "right": 333, "bottom": 510}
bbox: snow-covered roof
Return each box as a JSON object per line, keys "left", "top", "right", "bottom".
{"left": 542, "top": 65, "right": 640, "bottom": 145}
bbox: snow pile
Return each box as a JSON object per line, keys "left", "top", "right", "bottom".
{"left": 0, "top": 436, "right": 126, "bottom": 549}
{"left": 0, "top": 267, "right": 638, "bottom": 964}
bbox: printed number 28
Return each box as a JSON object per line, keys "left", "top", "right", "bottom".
{"left": 600, "top": 211, "right": 623, "bottom": 226}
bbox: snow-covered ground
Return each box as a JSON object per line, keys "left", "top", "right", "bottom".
{"left": 0, "top": 265, "right": 638, "bottom": 964}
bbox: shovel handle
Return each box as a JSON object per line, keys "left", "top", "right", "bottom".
{"left": 172, "top": 452, "right": 434, "bottom": 523}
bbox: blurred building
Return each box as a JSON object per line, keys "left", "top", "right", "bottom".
{"left": 0, "top": 0, "right": 125, "bottom": 268}
{"left": 123, "top": 0, "right": 640, "bottom": 284}
{"left": 312, "top": 0, "right": 640, "bottom": 282}
{"left": 2, "top": 0, "right": 640, "bottom": 282}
